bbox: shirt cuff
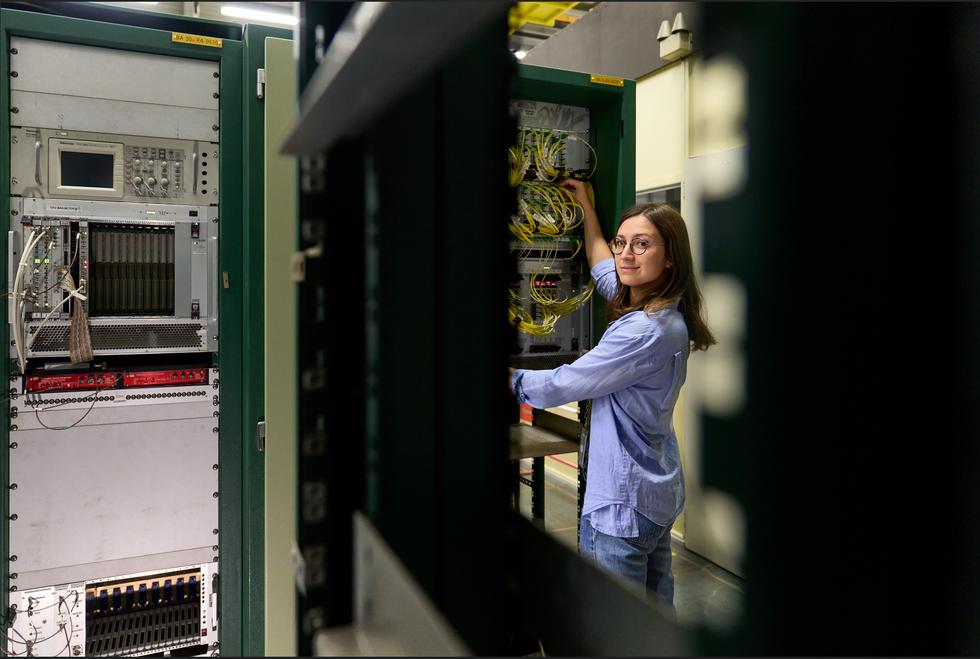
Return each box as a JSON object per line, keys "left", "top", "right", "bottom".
{"left": 511, "top": 369, "right": 529, "bottom": 403}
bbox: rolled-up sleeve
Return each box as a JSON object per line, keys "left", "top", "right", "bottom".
{"left": 591, "top": 257, "right": 618, "bottom": 300}
{"left": 512, "top": 318, "right": 663, "bottom": 409}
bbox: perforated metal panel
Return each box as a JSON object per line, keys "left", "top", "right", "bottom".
{"left": 27, "top": 322, "right": 205, "bottom": 354}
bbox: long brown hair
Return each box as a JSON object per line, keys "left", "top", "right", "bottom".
{"left": 605, "top": 203, "right": 717, "bottom": 351}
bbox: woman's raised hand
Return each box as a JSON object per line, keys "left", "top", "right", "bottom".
{"left": 557, "top": 178, "right": 591, "bottom": 208}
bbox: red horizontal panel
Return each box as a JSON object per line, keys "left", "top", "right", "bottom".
{"left": 25, "top": 374, "right": 115, "bottom": 392}
{"left": 123, "top": 370, "right": 207, "bottom": 387}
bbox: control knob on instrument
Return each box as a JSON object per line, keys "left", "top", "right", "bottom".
{"left": 133, "top": 176, "right": 143, "bottom": 186}
{"left": 147, "top": 177, "right": 157, "bottom": 186}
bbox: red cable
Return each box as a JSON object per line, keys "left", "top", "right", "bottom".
{"left": 548, "top": 455, "right": 579, "bottom": 470}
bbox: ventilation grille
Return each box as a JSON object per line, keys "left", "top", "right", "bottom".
{"left": 86, "top": 601, "right": 200, "bottom": 657}
{"left": 29, "top": 323, "right": 204, "bottom": 353}
{"left": 509, "top": 352, "right": 582, "bottom": 370}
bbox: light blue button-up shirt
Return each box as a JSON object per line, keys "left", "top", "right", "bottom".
{"left": 511, "top": 257, "right": 689, "bottom": 537}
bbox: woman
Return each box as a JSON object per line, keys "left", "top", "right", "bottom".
{"left": 509, "top": 178, "right": 716, "bottom": 615}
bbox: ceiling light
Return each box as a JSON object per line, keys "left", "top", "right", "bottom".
{"left": 221, "top": 5, "right": 298, "bottom": 25}
{"left": 515, "top": 51, "right": 527, "bottom": 59}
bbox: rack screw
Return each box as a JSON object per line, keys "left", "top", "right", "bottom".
{"left": 212, "top": 545, "right": 218, "bottom": 551}
{"left": 9, "top": 586, "right": 17, "bottom": 592}
{"left": 9, "top": 574, "right": 17, "bottom": 580}
{"left": 213, "top": 72, "right": 219, "bottom": 78}
{"left": 10, "top": 48, "right": 17, "bottom": 54}
{"left": 213, "top": 93, "right": 219, "bottom": 99}
{"left": 212, "top": 125, "right": 219, "bottom": 131}
{"left": 11, "top": 178, "right": 17, "bottom": 186}
{"left": 11, "top": 209, "right": 18, "bottom": 215}
{"left": 9, "top": 484, "right": 17, "bottom": 490}
{"left": 9, "top": 555, "right": 16, "bottom": 561}
{"left": 213, "top": 557, "right": 219, "bottom": 562}
{"left": 9, "top": 443, "right": 17, "bottom": 449}
{"left": 213, "top": 492, "right": 219, "bottom": 498}
{"left": 10, "top": 71, "right": 17, "bottom": 77}
{"left": 11, "top": 107, "right": 18, "bottom": 113}
{"left": 9, "top": 427, "right": 17, "bottom": 433}
{"left": 213, "top": 529, "right": 219, "bottom": 535}
{"left": 212, "top": 464, "right": 218, "bottom": 470}
{"left": 213, "top": 427, "right": 219, "bottom": 433}
{"left": 9, "top": 515, "right": 16, "bottom": 521}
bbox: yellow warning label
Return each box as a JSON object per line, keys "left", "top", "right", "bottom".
{"left": 172, "top": 32, "right": 223, "bottom": 48}
{"left": 590, "top": 74, "right": 624, "bottom": 87}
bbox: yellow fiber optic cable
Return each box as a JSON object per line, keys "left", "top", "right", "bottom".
{"left": 568, "top": 134, "right": 598, "bottom": 178}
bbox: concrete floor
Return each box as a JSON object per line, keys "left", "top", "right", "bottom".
{"left": 516, "top": 458, "right": 746, "bottom": 635}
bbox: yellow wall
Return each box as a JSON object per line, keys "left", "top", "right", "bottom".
{"left": 635, "top": 59, "right": 685, "bottom": 191}
{"left": 263, "top": 37, "right": 298, "bottom": 657}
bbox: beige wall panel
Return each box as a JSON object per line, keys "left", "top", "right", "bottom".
{"left": 264, "top": 37, "right": 298, "bottom": 657}
{"left": 636, "top": 60, "right": 685, "bottom": 191}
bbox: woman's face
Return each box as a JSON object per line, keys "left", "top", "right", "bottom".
{"left": 614, "top": 215, "right": 672, "bottom": 296}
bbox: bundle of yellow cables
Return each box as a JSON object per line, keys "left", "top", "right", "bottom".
{"left": 532, "top": 130, "right": 564, "bottom": 182}
{"left": 508, "top": 272, "right": 595, "bottom": 337}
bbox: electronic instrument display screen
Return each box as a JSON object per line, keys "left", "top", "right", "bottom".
{"left": 61, "top": 151, "right": 115, "bottom": 188}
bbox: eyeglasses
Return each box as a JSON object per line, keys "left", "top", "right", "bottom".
{"left": 609, "top": 237, "right": 664, "bottom": 255}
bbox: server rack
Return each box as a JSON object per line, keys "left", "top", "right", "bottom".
{"left": 0, "top": 4, "right": 266, "bottom": 655}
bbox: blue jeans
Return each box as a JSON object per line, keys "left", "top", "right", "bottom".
{"left": 579, "top": 514, "right": 676, "bottom": 619}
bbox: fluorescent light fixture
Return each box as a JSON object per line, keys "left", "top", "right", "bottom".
{"left": 515, "top": 50, "right": 527, "bottom": 59}
{"left": 221, "top": 5, "right": 298, "bottom": 25}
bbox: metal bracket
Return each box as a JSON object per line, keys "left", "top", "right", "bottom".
{"left": 257, "top": 420, "right": 266, "bottom": 452}
{"left": 291, "top": 245, "right": 323, "bottom": 283}
{"left": 257, "top": 68, "right": 266, "bottom": 100}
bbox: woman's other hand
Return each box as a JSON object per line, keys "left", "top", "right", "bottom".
{"left": 557, "top": 178, "right": 592, "bottom": 210}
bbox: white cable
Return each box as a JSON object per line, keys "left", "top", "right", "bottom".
{"left": 12, "top": 229, "right": 46, "bottom": 374}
